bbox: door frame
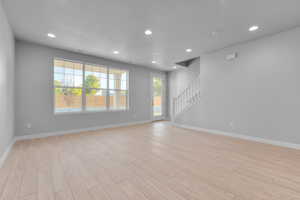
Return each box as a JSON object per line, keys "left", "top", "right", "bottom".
{"left": 150, "top": 73, "right": 166, "bottom": 121}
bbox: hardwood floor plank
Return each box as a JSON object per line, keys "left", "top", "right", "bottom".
{"left": 20, "top": 194, "right": 37, "bottom": 200}
{"left": 1, "top": 142, "right": 26, "bottom": 200}
{"left": 89, "top": 185, "right": 110, "bottom": 200}
{"left": 19, "top": 141, "right": 38, "bottom": 198}
{"left": 38, "top": 170, "right": 55, "bottom": 200}
{"left": 0, "top": 144, "right": 21, "bottom": 198}
{"left": 0, "top": 122, "right": 299, "bottom": 200}
{"left": 120, "top": 181, "right": 150, "bottom": 200}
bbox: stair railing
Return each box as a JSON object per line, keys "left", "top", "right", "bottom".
{"left": 173, "top": 75, "right": 201, "bottom": 119}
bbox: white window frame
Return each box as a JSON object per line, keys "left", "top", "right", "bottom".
{"left": 53, "top": 58, "right": 130, "bottom": 114}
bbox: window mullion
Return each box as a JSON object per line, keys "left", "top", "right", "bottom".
{"left": 106, "top": 67, "right": 110, "bottom": 110}
{"left": 82, "top": 64, "right": 86, "bottom": 111}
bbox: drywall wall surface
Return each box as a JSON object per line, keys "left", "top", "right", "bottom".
{"left": 15, "top": 41, "right": 165, "bottom": 136}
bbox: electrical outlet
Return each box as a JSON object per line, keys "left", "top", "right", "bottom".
{"left": 229, "top": 121, "right": 234, "bottom": 129}
{"left": 26, "top": 123, "right": 32, "bottom": 129}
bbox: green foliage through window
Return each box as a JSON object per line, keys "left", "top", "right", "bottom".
{"left": 84, "top": 75, "right": 100, "bottom": 95}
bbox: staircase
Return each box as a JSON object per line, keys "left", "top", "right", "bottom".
{"left": 173, "top": 75, "right": 201, "bottom": 119}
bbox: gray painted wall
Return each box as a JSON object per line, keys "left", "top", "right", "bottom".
{"left": 0, "top": 1, "right": 15, "bottom": 157}
{"left": 15, "top": 41, "right": 165, "bottom": 136}
{"left": 169, "top": 27, "right": 300, "bottom": 144}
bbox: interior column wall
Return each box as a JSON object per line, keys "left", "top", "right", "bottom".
{"left": 0, "top": 0, "right": 15, "bottom": 158}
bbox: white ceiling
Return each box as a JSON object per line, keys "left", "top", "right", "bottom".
{"left": 3, "top": 0, "right": 300, "bottom": 71}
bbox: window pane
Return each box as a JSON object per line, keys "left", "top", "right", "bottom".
{"left": 54, "top": 59, "right": 83, "bottom": 87}
{"left": 109, "top": 90, "right": 127, "bottom": 110}
{"left": 86, "top": 89, "right": 107, "bottom": 111}
{"left": 55, "top": 87, "right": 82, "bottom": 113}
{"left": 85, "top": 64, "right": 107, "bottom": 89}
{"left": 109, "top": 68, "right": 128, "bottom": 89}
{"left": 153, "top": 77, "right": 163, "bottom": 116}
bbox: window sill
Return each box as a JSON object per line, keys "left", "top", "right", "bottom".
{"left": 54, "top": 109, "right": 130, "bottom": 115}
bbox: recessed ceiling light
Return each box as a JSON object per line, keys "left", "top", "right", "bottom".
{"left": 145, "top": 29, "right": 152, "bottom": 35}
{"left": 113, "top": 50, "right": 119, "bottom": 54}
{"left": 152, "top": 61, "right": 157, "bottom": 64}
{"left": 186, "top": 48, "right": 192, "bottom": 52}
{"left": 47, "top": 33, "right": 56, "bottom": 38}
{"left": 249, "top": 25, "right": 259, "bottom": 32}
{"left": 173, "top": 66, "right": 177, "bottom": 69}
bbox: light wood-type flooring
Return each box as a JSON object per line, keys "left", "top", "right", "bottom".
{"left": 0, "top": 121, "right": 300, "bottom": 200}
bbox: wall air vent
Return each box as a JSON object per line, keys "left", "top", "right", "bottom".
{"left": 176, "top": 57, "right": 199, "bottom": 67}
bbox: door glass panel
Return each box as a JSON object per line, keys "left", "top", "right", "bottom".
{"left": 153, "top": 77, "right": 163, "bottom": 117}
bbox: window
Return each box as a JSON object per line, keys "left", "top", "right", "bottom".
{"left": 108, "top": 68, "right": 128, "bottom": 110}
{"left": 54, "top": 59, "right": 83, "bottom": 113}
{"left": 85, "top": 64, "right": 108, "bottom": 111}
{"left": 54, "top": 59, "right": 129, "bottom": 113}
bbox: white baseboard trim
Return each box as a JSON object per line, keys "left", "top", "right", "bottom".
{"left": 15, "top": 120, "right": 152, "bottom": 141}
{"left": 172, "top": 122, "right": 300, "bottom": 150}
{"left": 0, "top": 138, "right": 16, "bottom": 168}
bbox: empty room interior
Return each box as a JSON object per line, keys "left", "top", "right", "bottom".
{"left": 1, "top": 0, "right": 300, "bottom": 199}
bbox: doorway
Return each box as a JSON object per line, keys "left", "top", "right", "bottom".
{"left": 151, "top": 74, "right": 165, "bottom": 121}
